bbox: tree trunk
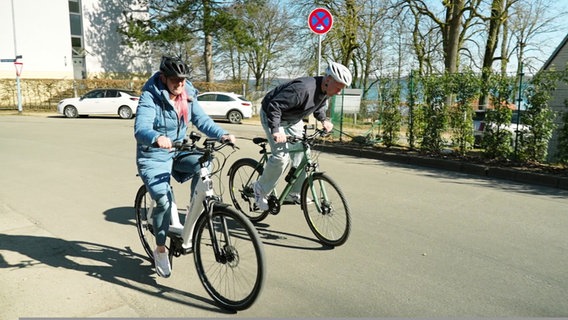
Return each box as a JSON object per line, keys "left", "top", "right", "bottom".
{"left": 202, "top": 0, "right": 214, "bottom": 82}
{"left": 479, "top": 0, "right": 506, "bottom": 109}
{"left": 443, "top": 0, "right": 464, "bottom": 74}
{"left": 203, "top": 33, "right": 213, "bottom": 82}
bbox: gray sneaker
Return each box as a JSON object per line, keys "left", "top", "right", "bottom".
{"left": 253, "top": 182, "right": 269, "bottom": 211}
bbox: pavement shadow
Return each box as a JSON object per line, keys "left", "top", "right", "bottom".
{"left": 103, "top": 205, "right": 333, "bottom": 252}
{"left": 0, "top": 234, "right": 232, "bottom": 313}
{"left": 253, "top": 222, "right": 335, "bottom": 251}
{"left": 400, "top": 163, "right": 567, "bottom": 198}
{"left": 344, "top": 155, "right": 568, "bottom": 199}
{"left": 103, "top": 206, "right": 136, "bottom": 227}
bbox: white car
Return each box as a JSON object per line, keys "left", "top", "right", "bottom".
{"left": 473, "top": 110, "right": 530, "bottom": 147}
{"left": 196, "top": 92, "right": 253, "bottom": 124}
{"left": 57, "top": 89, "right": 139, "bottom": 119}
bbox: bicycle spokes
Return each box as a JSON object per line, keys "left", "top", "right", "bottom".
{"left": 302, "top": 174, "right": 351, "bottom": 247}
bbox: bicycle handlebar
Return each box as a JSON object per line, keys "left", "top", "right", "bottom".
{"left": 287, "top": 128, "right": 330, "bottom": 144}
{"left": 172, "top": 135, "right": 237, "bottom": 153}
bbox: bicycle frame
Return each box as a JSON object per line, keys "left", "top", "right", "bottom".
{"left": 254, "top": 128, "right": 329, "bottom": 211}
{"left": 145, "top": 143, "right": 231, "bottom": 258}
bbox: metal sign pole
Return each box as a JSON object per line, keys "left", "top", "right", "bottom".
{"left": 318, "top": 34, "right": 321, "bottom": 75}
{"left": 15, "top": 62, "right": 23, "bottom": 113}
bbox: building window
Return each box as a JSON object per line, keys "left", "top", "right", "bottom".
{"left": 69, "top": 0, "right": 80, "bottom": 14}
{"left": 71, "top": 37, "right": 82, "bottom": 50}
{"left": 69, "top": 14, "right": 82, "bottom": 36}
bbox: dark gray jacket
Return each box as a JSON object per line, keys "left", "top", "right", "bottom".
{"left": 261, "top": 76, "right": 328, "bottom": 134}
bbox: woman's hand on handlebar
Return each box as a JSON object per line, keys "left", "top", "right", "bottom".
{"left": 156, "top": 135, "right": 173, "bottom": 149}
{"left": 221, "top": 134, "right": 236, "bottom": 144}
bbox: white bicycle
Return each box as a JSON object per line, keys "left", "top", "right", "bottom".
{"left": 134, "top": 132, "right": 266, "bottom": 311}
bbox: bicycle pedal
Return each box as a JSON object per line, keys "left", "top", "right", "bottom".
{"left": 268, "top": 195, "right": 280, "bottom": 215}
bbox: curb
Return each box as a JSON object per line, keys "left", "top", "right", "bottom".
{"left": 315, "top": 145, "right": 568, "bottom": 191}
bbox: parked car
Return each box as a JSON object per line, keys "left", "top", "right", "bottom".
{"left": 57, "top": 89, "right": 139, "bottom": 119}
{"left": 473, "top": 110, "right": 530, "bottom": 147}
{"left": 196, "top": 92, "right": 253, "bottom": 124}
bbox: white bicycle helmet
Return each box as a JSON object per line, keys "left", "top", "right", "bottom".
{"left": 325, "top": 61, "right": 352, "bottom": 86}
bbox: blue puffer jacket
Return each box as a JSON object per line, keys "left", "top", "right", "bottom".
{"left": 134, "top": 72, "right": 227, "bottom": 194}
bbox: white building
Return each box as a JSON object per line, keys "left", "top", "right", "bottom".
{"left": 0, "top": 0, "right": 152, "bottom": 79}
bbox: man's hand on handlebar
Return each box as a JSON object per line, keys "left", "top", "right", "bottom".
{"left": 272, "top": 132, "right": 287, "bottom": 143}
{"left": 321, "top": 119, "right": 333, "bottom": 133}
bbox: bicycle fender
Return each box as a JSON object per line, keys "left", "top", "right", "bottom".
{"left": 213, "top": 202, "right": 231, "bottom": 210}
{"left": 227, "top": 158, "right": 261, "bottom": 176}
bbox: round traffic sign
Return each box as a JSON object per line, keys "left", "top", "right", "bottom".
{"left": 308, "top": 8, "right": 333, "bottom": 35}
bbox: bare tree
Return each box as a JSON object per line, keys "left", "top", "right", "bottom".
{"left": 237, "top": 1, "right": 297, "bottom": 90}
{"left": 353, "top": 0, "right": 390, "bottom": 96}
{"left": 477, "top": 0, "right": 519, "bottom": 109}
{"left": 397, "top": 0, "right": 491, "bottom": 75}
{"left": 507, "top": 0, "right": 567, "bottom": 74}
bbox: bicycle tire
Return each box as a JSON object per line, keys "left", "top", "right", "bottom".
{"left": 301, "top": 173, "right": 351, "bottom": 247}
{"left": 193, "top": 205, "right": 266, "bottom": 311}
{"left": 134, "top": 185, "right": 156, "bottom": 259}
{"left": 228, "top": 158, "right": 270, "bottom": 223}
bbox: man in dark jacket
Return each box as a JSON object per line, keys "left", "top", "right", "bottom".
{"left": 253, "top": 61, "right": 352, "bottom": 211}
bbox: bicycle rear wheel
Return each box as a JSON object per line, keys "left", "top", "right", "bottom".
{"left": 193, "top": 205, "right": 266, "bottom": 311}
{"left": 228, "top": 158, "right": 270, "bottom": 223}
{"left": 301, "top": 173, "right": 351, "bottom": 247}
{"left": 134, "top": 185, "right": 156, "bottom": 259}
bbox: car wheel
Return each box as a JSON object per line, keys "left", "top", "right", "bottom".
{"left": 118, "top": 106, "right": 133, "bottom": 119}
{"left": 227, "top": 110, "right": 243, "bottom": 124}
{"left": 63, "top": 105, "right": 78, "bottom": 118}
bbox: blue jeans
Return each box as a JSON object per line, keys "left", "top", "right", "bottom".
{"left": 146, "top": 152, "right": 205, "bottom": 246}
{"left": 256, "top": 110, "right": 306, "bottom": 196}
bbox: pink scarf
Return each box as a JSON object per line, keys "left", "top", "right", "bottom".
{"left": 173, "top": 89, "right": 189, "bottom": 124}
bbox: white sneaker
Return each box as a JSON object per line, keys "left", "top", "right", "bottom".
{"left": 283, "top": 192, "right": 301, "bottom": 205}
{"left": 252, "top": 182, "right": 269, "bottom": 211}
{"left": 153, "top": 248, "right": 171, "bottom": 278}
{"left": 283, "top": 192, "right": 312, "bottom": 205}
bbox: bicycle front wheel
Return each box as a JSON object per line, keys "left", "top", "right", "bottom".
{"left": 193, "top": 205, "right": 266, "bottom": 311}
{"left": 134, "top": 185, "right": 156, "bottom": 259}
{"left": 301, "top": 173, "right": 351, "bottom": 247}
{"left": 228, "top": 158, "right": 270, "bottom": 223}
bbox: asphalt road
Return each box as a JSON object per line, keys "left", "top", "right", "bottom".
{"left": 1, "top": 114, "right": 568, "bottom": 318}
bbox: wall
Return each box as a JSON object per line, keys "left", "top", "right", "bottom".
{"left": 81, "top": 0, "right": 154, "bottom": 77}
{"left": 0, "top": 0, "right": 153, "bottom": 80}
{"left": 0, "top": 0, "right": 74, "bottom": 79}
{"left": 543, "top": 35, "right": 568, "bottom": 161}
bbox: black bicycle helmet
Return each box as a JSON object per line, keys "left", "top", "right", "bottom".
{"left": 159, "top": 56, "right": 191, "bottom": 78}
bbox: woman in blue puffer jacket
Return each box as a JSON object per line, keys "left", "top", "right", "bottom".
{"left": 134, "top": 56, "right": 235, "bottom": 278}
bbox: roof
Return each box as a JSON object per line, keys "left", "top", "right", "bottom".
{"left": 541, "top": 33, "right": 568, "bottom": 71}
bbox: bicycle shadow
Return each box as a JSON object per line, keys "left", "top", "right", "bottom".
{"left": 252, "top": 222, "right": 335, "bottom": 251}
{"left": 0, "top": 233, "right": 234, "bottom": 314}
{"left": 105, "top": 204, "right": 334, "bottom": 252}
